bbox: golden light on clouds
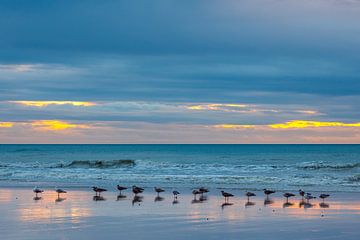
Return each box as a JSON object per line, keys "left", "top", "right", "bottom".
{"left": 269, "top": 120, "right": 360, "bottom": 129}
{"left": 214, "top": 120, "right": 360, "bottom": 130}
{"left": 11, "top": 101, "right": 96, "bottom": 107}
{"left": 0, "top": 122, "right": 14, "bottom": 128}
{"left": 31, "top": 120, "right": 90, "bottom": 131}
{"left": 214, "top": 124, "right": 255, "bottom": 129}
{"left": 187, "top": 103, "right": 248, "bottom": 111}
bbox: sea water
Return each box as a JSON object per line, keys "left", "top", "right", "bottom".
{"left": 0, "top": 144, "right": 359, "bottom": 192}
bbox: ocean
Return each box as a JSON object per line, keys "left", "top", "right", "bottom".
{"left": 0, "top": 144, "right": 359, "bottom": 192}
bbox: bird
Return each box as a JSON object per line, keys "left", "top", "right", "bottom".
{"left": 55, "top": 188, "right": 67, "bottom": 198}
{"left": 319, "top": 194, "right": 330, "bottom": 202}
{"left": 173, "top": 190, "right": 180, "bottom": 199}
{"left": 299, "top": 189, "right": 305, "bottom": 199}
{"left": 154, "top": 187, "right": 165, "bottom": 196}
{"left": 305, "top": 194, "right": 316, "bottom": 203}
{"left": 246, "top": 191, "right": 256, "bottom": 201}
{"left": 264, "top": 189, "right": 275, "bottom": 198}
{"left": 221, "top": 190, "right": 234, "bottom": 203}
{"left": 199, "top": 187, "right": 209, "bottom": 195}
{"left": 117, "top": 185, "right": 127, "bottom": 194}
{"left": 132, "top": 185, "right": 144, "bottom": 195}
{"left": 283, "top": 192, "right": 296, "bottom": 202}
{"left": 33, "top": 187, "right": 44, "bottom": 197}
{"left": 92, "top": 186, "right": 107, "bottom": 196}
{"left": 192, "top": 189, "right": 201, "bottom": 199}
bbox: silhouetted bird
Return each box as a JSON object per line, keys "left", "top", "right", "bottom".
{"left": 221, "top": 190, "right": 234, "bottom": 203}
{"left": 55, "top": 188, "right": 67, "bottom": 198}
{"left": 246, "top": 192, "right": 256, "bottom": 201}
{"left": 192, "top": 189, "right": 201, "bottom": 199}
{"left": 305, "top": 194, "right": 316, "bottom": 203}
{"left": 92, "top": 186, "right": 107, "bottom": 196}
{"left": 154, "top": 187, "right": 165, "bottom": 196}
{"left": 299, "top": 189, "right": 305, "bottom": 199}
{"left": 33, "top": 187, "right": 44, "bottom": 197}
{"left": 264, "top": 189, "right": 275, "bottom": 198}
{"left": 117, "top": 185, "right": 127, "bottom": 194}
{"left": 173, "top": 190, "right": 180, "bottom": 199}
{"left": 319, "top": 194, "right": 330, "bottom": 202}
{"left": 199, "top": 187, "right": 209, "bottom": 195}
{"left": 283, "top": 192, "right": 296, "bottom": 202}
{"left": 132, "top": 186, "right": 144, "bottom": 195}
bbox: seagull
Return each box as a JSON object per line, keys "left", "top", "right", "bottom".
{"left": 283, "top": 192, "right": 296, "bottom": 202}
{"left": 221, "top": 190, "right": 234, "bottom": 203}
{"left": 154, "top": 187, "right": 165, "bottom": 196}
{"left": 132, "top": 185, "right": 144, "bottom": 195}
{"left": 173, "top": 190, "right": 180, "bottom": 199}
{"left": 117, "top": 185, "right": 127, "bottom": 194}
{"left": 55, "top": 188, "right": 67, "bottom": 198}
{"left": 319, "top": 194, "right": 330, "bottom": 202}
{"left": 246, "top": 191, "right": 256, "bottom": 201}
{"left": 305, "top": 194, "right": 316, "bottom": 203}
{"left": 33, "top": 187, "right": 44, "bottom": 197}
{"left": 92, "top": 186, "right": 107, "bottom": 196}
{"left": 192, "top": 189, "right": 201, "bottom": 199}
{"left": 299, "top": 189, "right": 305, "bottom": 199}
{"left": 264, "top": 189, "right": 275, "bottom": 198}
{"left": 199, "top": 187, "right": 209, "bottom": 195}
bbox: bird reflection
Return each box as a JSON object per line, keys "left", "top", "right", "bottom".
{"left": 93, "top": 195, "right": 106, "bottom": 201}
{"left": 191, "top": 199, "right": 202, "bottom": 204}
{"left": 264, "top": 198, "right": 274, "bottom": 206}
{"left": 245, "top": 201, "right": 256, "bottom": 208}
{"left": 172, "top": 199, "right": 179, "bottom": 205}
{"left": 154, "top": 196, "right": 164, "bottom": 202}
{"left": 299, "top": 200, "right": 313, "bottom": 209}
{"left": 55, "top": 197, "right": 66, "bottom": 203}
{"left": 117, "top": 194, "right": 127, "bottom": 201}
{"left": 319, "top": 202, "right": 330, "bottom": 208}
{"left": 199, "top": 195, "right": 208, "bottom": 202}
{"left": 33, "top": 196, "right": 42, "bottom": 201}
{"left": 132, "top": 195, "right": 143, "bottom": 206}
{"left": 221, "top": 202, "right": 233, "bottom": 209}
{"left": 283, "top": 202, "right": 294, "bottom": 208}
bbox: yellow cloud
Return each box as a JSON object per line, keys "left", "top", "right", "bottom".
{"left": 0, "top": 122, "right": 14, "bottom": 128}
{"left": 31, "top": 120, "right": 90, "bottom": 131}
{"left": 269, "top": 120, "right": 360, "bottom": 129}
{"left": 214, "top": 124, "right": 255, "bottom": 129}
{"left": 10, "top": 101, "right": 96, "bottom": 107}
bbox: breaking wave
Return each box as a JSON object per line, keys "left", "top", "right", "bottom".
{"left": 53, "top": 159, "right": 136, "bottom": 168}
{"left": 297, "top": 162, "right": 360, "bottom": 170}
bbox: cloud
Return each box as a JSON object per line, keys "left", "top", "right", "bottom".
{"left": 214, "top": 120, "right": 360, "bottom": 130}
{"left": 10, "top": 101, "right": 96, "bottom": 107}
{"left": 268, "top": 120, "right": 360, "bottom": 129}
{"left": 0, "top": 122, "right": 14, "bottom": 128}
{"left": 30, "top": 120, "right": 90, "bottom": 131}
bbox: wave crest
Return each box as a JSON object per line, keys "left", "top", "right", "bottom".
{"left": 54, "top": 159, "right": 136, "bottom": 168}
{"left": 298, "top": 162, "right": 360, "bottom": 170}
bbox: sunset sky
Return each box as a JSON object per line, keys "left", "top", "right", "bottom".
{"left": 1, "top": 0, "right": 360, "bottom": 143}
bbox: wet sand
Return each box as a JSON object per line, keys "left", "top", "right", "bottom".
{"left": 0, "top": 187, "right": 359, "bottom": 240}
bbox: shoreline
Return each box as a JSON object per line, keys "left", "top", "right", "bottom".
{"left": 1, "top": 187, "right": 359, "bottom": 240}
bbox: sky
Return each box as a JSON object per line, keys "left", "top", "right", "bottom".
{"left": 1, "top": 0, "right": 360, "bottom": 143}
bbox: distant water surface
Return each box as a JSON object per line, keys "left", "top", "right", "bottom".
{"left": 0, "top": 144, "right": 359, "bottom": 192}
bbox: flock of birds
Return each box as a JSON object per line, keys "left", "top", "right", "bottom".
{"left": 32, "top": 186, "right": 331, "bottom": 208}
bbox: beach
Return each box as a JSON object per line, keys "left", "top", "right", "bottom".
{"left": 0, "top": 187, "right": 359, "bottom": 240}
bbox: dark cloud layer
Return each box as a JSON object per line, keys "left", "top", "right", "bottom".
{"left": 0, "top": 1, "right": 360, "bottom": 143}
